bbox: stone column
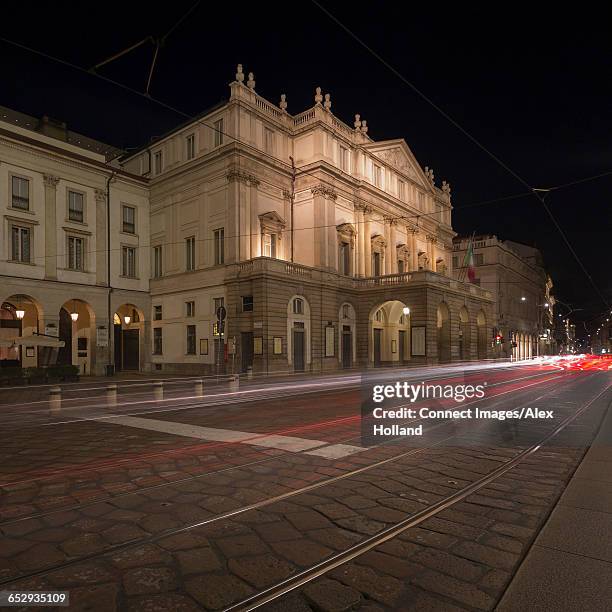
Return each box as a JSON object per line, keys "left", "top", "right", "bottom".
{"left": 251, "top": 181, "right": 260, "bottom": 258}
{"left": 364, "top": 210, "right": 372, "bottom": 277}
{"left": 409, "top": 228, "right": 418, "bottom": 271}
{"left": 389, "top": 220, "right": 397, "bottom": 274}
{"left": 356, "top": 207, "right": 365, "bottom": 277}
{"left": 43, "top": 174, "right": 59, "bottom": 280}
{"left": 95, "top": 189, "right": 107, "bottom": 286}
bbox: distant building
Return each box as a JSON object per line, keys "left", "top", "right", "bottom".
{"left": 452, "top": 235, "right": 555, "bottom": 359}
{"left": 1, "top": 66, "right": 496, "bottom": 374}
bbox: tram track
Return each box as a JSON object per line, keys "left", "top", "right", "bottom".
{"left": 0, "top": 369, "right": 587, "bottom": 590}
{"left": 0, "top": 369, "right": 566, "bottom": 527}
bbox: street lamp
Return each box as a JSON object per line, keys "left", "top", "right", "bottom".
{"left": 70, "top": 300, "right": 79, "bottom": 322}
{"left": 402, "top": 307, "right": 410, "bottom": 316}
{"left": 124, "top": 315, "right": 131, "bottom": 325}
{"left": 521, "top": 296, "right": 526, "bottom": 302}
{"left": 15, "top": 308, "right": 25, "bottom": 320}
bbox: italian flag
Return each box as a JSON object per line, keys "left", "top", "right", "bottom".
{"left": 464, "top": 239, "right": 476, "bottom": 283}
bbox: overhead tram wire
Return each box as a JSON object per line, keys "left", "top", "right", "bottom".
{"left": 309, "top": 0, "right": 610, "bottom": 311}
{"left": 1, "top": 34, "right": 611, "bottom": 298}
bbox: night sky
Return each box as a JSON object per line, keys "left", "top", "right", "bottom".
{"left": 1, "top": 2, "right": 610, "bottom": 331}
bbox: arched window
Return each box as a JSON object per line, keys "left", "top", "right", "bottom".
{"left": 375, "top": 309, "right": 383, "bottom": 323}
{"left": 293, "top": 298, "right": 304, "bottom": 315}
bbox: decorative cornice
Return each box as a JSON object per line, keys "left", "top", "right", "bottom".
{"left": 227, "top": 169, "right": 260, "bottom": 186}
{"left": 43, "top": 174, "right": 60, "bottom": 188}
{"left": 282, "top": 189, "right": 292, "bottom": 200}
{"left": 94, "top": 189, "right": 106, "bottom": 202}
{"left": 311, "top": 185, "right": 337, "bottom": 200}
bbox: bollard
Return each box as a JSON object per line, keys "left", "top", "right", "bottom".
{"left": 194, "top": 379, "right": 204, "bottom": 397}
{"left": 49, "top": 387, "right": 62, "bottom": 412}
{"left": 246, "top": 366, "right": 253, "bottom": 380}
{"left": 154, "top": 381, "right": 164, "bottom": 401}
{"left": 229, "top": 375, "right": 239, "bottom": 392}
{"left": 106, "top": 384, "right": 117, "bottom": 408}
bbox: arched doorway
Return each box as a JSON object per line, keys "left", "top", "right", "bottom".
{"left": 369, "top": 300, "right": 411, "bottom": 367}
{"left": 437, "top": 302, "right": 451, "bottom": 362}
{"left": 338, "top": 303, "right": 356, "bottom": 369}
{"left": 287, "top": 296, "right": 311, "bottom": 372}
{"left": 1, "top": 295, "right": 42, "bottom": 368}
{"left": 114, "top": 304, "right": 144, "bottom": 371}
{"left": 459, "top": 306, "right": 470, "bottom": 360}
{"left": 58, "top": 300, "right": 95, "bottom": 375}
{"left": 477, "top": 310, "right": 487, "bottom": 359}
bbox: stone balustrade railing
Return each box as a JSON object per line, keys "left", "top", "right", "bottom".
{"left": 230, "top": 258, "right": 492, "bottom": 300}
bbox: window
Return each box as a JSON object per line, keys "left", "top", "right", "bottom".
{"left": 121, "top": 246, "right": 136, "bottom": 277}
{"left": 186, "top": 325, "right": 196, "bottom": 355}
{"left": 122, "top": 205, "right": 136, "bottom": 234}
{"left": 185, "top": 236, "right": 195, "bottom": 271}
{"left": 264, "top": 128, "right": 274, "bottom": 153}
{"left": 242, "top": 295, "right": 253, "bottom": 312}
{"left": 339, "top": 242, "right": 350, "bottom": 276}
{"left": 293, "top": 298, "right": 304, "bottom": 315}
{"left": 153, "top": 327, "right": 163, "bottom": 354}
{"left": 398, "top": 180, "right": 406, "bottom": 201}
{"left": 262, "top": 233, "right": 277, "bottom": 258}
{"left": 11, "top": 177, "right": 29, "bottom": 210}
{"left": 68, "top": 191, "right": 84, "bottom": 222}
{"left": 68, "top": 236, "right": 84, "bottom": 270}
{"left": 214, "top": 297, "right": 225, "bottom": 311}
{"left": 398, "top": 259, "right": 404, "bottom": 274}
{"left": 11, "top": 226, "right": 30, "bottom": 263}
{"left": 375, "top": 309, "right": 383, "bottom": 322}
{"left": 186, "top": 134, "right": 195, "bottom": 160}
{"left": 154, "top": 305, "right": 163, "bottom": 320}
{"left": 213, "top": 119, "right": 224, "bottom": 147}
{"left": 373, "top": 251, "right": 381, "bottom": 276}
{"left": 153, "top": 245, "right": 162, "bottom": 278}
{"left": 339, "top": 146, "right": 349, "bottom": 172}
{"left": 185, "top": 301, "right": 195, "bottom": 317}
{"left": 154, "top": 151, "right": 163, "bottom": 174}
{"left": 373, "top": 164, "right": 382, "bottom": 188}
{"left": 452, "top": 256, "right": 458, "bottom": 269}
{"left": 342, "top": 304, "right": 350, "bottom": 319}
{"left": 474, "top": 253, "right": 484, "bottom": 266}
{"left": 214, "top": 228, "right": 224, "bottom": 265}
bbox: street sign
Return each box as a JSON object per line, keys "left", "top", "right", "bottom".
{"left": 216, "top": 306, "right": 227, "bottom": 321}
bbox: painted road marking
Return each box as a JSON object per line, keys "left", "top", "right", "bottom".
{"left": 103, "top": 415, "right": 365, "bottom": 458}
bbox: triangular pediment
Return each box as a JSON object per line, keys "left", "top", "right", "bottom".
{"left": 364, "top": 139, "right": 433, "bottom": 191}
{"left": 259, "top": 211, "right": 286, "bottom": 227}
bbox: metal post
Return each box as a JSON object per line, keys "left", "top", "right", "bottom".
{"left": 194, "top": 379, "right": 204, "bottom": 397}
{"left": 154, "top": 381, "right": 164, "bottom": 401}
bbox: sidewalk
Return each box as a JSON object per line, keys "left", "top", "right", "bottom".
{"left": 497, "top": 392, "right": 612, "bottom": 611}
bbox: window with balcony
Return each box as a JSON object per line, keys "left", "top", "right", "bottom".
{"left": 339, "top": 242, "right": 351, "bottom": 276}
{"left": 262, "top": 232, "right": 277, "bottom": 258}
{"left": 122, "top": 205, "right": 136, "bottom": 234}
{"left": 68, "top": 190, "right": 84, "bottom": 222}
{"left": 67, "top": 236, "right": 84, "bottom": 271}
{"left": 11, "top": 176, "right": 29, "bottom": 210}
{"left": 11, "top": 226, "right": 30, "bottom": 263}
{"left": 121, "top": 246, "right": 136, "bottom": 277}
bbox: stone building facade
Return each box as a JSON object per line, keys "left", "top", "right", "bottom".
{"left": 0, "top": 108, "right": 150, "bottom": 375}
{"left": 120, "top": 67, "right": 494, "bottom": 374}
{"left": 452, "top": 235, "right": 555, "bottom": 360}
{"left": 1, "top": 68, "right": 495, "bottom": 375}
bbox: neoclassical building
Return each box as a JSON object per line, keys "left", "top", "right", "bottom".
{"left": 120, "top": 66, "right": 494, "bottom": 374}
{"left": 0, "top": 108, "right": 150, "bottom": 375}
{"left": 452, "top": 235, "right": 555, "bottom": 359}
{"left": 0, "top": 68, "right": 495, "bottom": 375}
